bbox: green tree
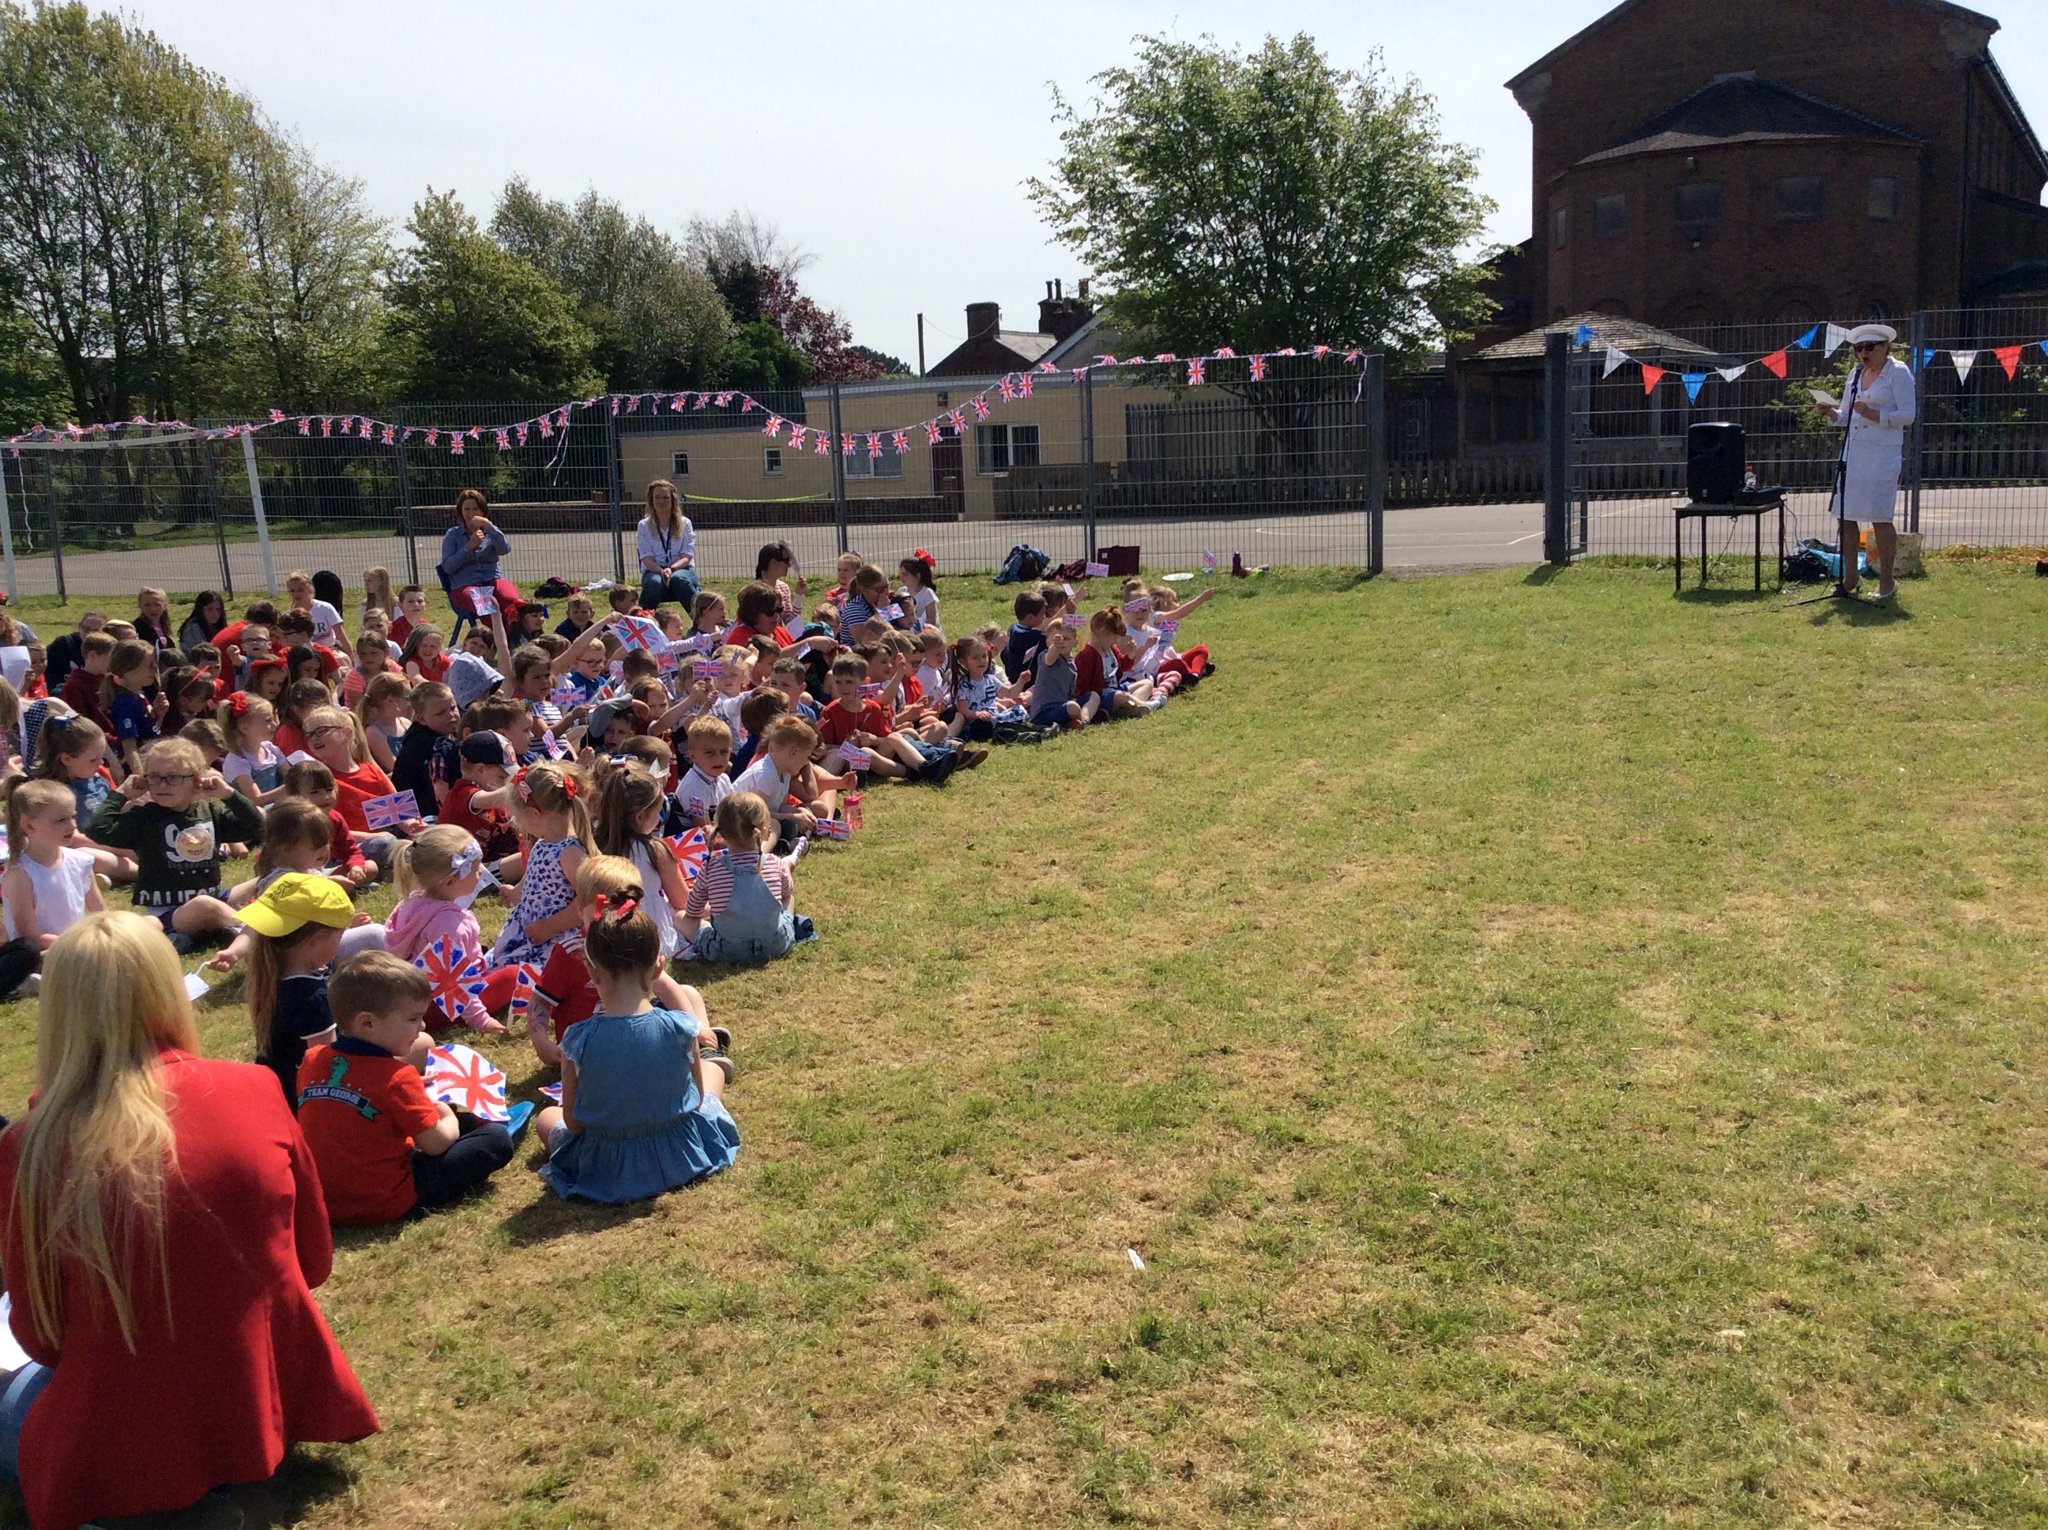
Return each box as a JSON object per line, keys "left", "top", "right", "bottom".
{"left": 721, "top": 317, "right": 810, "bottom": 396}
{"left": 1028, "top": 33, "right": 1496, "bottom": 366}
{"left": 227, "top": 116, "right": 393, "bottom": 412}
{"left": 491, "top": 179, "right": 729, "bottom": 390}
{"left": 0, "top": 1, "right": 246, "bottom": 424}
{"left": 387, "top": 190, "right": 601, "bottom": 401}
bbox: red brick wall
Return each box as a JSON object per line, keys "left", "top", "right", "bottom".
{"left": 1511, "top": 0, "right": 2035, "bottom": 318}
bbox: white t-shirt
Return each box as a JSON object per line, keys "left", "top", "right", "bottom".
{"left": 673, "top": 765, "right": 733, "bottom": 826}
{"left": 915, "top": 661, "right": 951, "bottom": 708}
{"left": 731, "top": 754, "right": 794, "bottom": 815}
{"left": 908, "top": 586, "right": 939, "bottom": 632}
{"left": 223, "top": 741, "right": 285, "bottom": 793}
{"left": 307, "top": 600, "right": 345, "bottom": 645}
{"left": 4, "top": 846, "right": 96, "bottom": 942}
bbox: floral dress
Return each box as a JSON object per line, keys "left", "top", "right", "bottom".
{"left": 490, "top": 835, "right": 578, "bottom": 966}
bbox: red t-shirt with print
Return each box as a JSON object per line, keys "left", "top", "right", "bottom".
{"left": 817, "top": 697, "right": 892, "bottom": 748}
{"left": 296, "top": 1039, "right": 442, "bottom": 1223}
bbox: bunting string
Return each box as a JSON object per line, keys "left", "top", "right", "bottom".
{"left": 3, "top": 342, "right": 1367, "bottom": 457}
{"left": 1570, "top": 318, "right": 2048, "bottom": 402}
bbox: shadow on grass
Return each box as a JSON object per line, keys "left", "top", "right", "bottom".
{"left": 1801, "top": 594, "right": 1915, "bottom": 627}
{"left": 498, "top": 1181, "right": 661, "bottom": 1245}
{"left": 1521, "top": 563, "right": 1567, "bottom": 586}
{"left": 1674, "top": 585, "right": 1780, "bottom": 607}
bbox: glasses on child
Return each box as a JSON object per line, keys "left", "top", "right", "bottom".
{"left": 306, "top": 724, "right": 348, "bottom": 740}
{"left": 145, "top": 772, "right": 194, "bottom": 787}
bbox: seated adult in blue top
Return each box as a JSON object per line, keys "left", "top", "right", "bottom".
{"left": 438, "top": 488, "right": 523, "bottom": 622}
{"left": 636, "top": 478, "right": 699, "bottom": 612}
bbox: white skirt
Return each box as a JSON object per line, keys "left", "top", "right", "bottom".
{"left": 1839, "top": 434, "right": 1903, "bottom": 524}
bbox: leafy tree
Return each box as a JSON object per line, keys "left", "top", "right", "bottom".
{"left": 685, "top": 209, "right": 813, "bottom": 280}
{"left": 1028, "top": 33, "right": 1496, "bottom": 367}
{"left": 387, "top": 190, "right": 602, "bottom": 401}
{"left": 721, "top": 317, "right": 810, "bottom": 397}
{"left": 0, "top": 1, "right": 246, "bottom": 424}
{"left": 491, "top": 180, "right": 729, "bottom": 390}
{"left": 850, "top": 344, "right": 913, "bottom": 379}
{"left": 227, "top": 117, "right": 393, "bottom": 411}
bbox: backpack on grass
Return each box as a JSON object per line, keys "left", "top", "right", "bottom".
{"left": 995, "top": 544, "right": 1051, "bottom": 584}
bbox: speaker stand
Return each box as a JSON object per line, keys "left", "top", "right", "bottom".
{"left": 1790, "top": 367, "right": 1868, "bottom": 608}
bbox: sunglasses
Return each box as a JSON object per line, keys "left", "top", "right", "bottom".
{"left": 1853, "top": 342, "right": 1884, "bottom": 352}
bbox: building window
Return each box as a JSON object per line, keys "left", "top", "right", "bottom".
{"left": 669, "top": 451, "right": 690, "bottom": 477}
{"left": 1595, "top": 193, "right": 1626, "bottom": 238}
{"left": 843, "top": 447, "right": 903, "bottom": 480}
{"left": 1551, "top": 207, "right": 1569, "bottom": 248}
{"left": 1869, "top": 176, "right": 1900, "bottom": 220}
{"left": 1674, "top": 182, "right": 1721, "bottom": 225}
{"left": 974, "top": 424, "right": 1040, "bottom": 474}
{"left": 762, "top": 448, "right": 782, "bottom": 476}
{"left": 1776, "top": 176, "right": 1824, "bottom": 221}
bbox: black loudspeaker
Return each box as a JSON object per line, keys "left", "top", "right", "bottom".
{"left": 1687, "top": 421, "right": 1745, "bottom": 504}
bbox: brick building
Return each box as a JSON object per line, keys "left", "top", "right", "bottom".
{"left": 1502, "top": 0, "right": 2048, "bottom": 327}
{"left": 926, "top": 281, "right": 1098, "bottom": 377}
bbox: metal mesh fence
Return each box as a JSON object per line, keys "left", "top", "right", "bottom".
{"left": 1569, "top": 310, "right": 2048, "bottom": 561}
{"left": 3, "top": 359, "right": 1386, "bottom": 601}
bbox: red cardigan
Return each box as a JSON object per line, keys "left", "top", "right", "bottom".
{"left": 0, "top": 1050, "right": 378, "bottom": 1528}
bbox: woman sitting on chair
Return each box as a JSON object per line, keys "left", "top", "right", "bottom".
{"left": 438, "top": 488, "right": 524, "bottom": 621}
{"left": 636, "top": 479, "right": 699, "bottom": 612}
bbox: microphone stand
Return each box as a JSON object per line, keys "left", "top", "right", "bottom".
{"left": 1793, "top": 361, "right": 1868, "bottom": 606}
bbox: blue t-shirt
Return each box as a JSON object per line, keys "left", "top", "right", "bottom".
{"left": 110, "top": 689, "right": 157, "bottom": 745}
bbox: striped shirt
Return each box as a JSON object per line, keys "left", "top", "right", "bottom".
{"left": 683, "top": 850, "right": 792, "bottom": 920}
{"left": 837, "top": 593, "right": 875, "bottom": 644}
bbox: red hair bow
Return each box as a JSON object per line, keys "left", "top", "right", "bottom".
{"left": 228, "top": 692, "right": 252, "bottom": 716}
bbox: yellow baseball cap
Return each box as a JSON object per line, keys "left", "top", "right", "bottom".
{"left": 237, "top": 872, "right": 355, "bottom": 937}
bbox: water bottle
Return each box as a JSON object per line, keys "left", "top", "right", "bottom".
{"left": 1743, "top": 463, "right": 1758, "bottom": 492}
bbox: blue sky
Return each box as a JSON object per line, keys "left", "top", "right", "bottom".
{"left": 124, "top": 0, "right": 2048, "bottom": 366}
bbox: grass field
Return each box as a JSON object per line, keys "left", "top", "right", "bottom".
{"left": 4, "top": 559, "right": 2048, "bottom": 1528}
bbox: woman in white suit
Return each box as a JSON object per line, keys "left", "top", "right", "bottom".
{"left": 1823, "top": 322, "right": 1916, "bottom": 600}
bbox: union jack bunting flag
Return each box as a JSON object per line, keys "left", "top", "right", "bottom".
{"left": 789, "top": 426, "right": 808, "bottom": 451}
{"left": 948, "top": 409, "right": 966, "bottom": 433}
{"left": 624, "top": 394, "right": 639, "bottom": 413}
{"left": 1216, "top": 346, "right": 1236, "bottom": 358}
{"left": 319, "top": 417, "right": 332, "bottom": 437}
{"left": 1187, "top": 357, "right": 1206, "bottom": 386}
{"left": 268, "top": 408, "right": 284, "bottom": 422}
{"left": 493, "top": 429, "right": 510, "bottom": 450}
{"left": 536, "top": 416, "right": 552, "bottom": 438}
{"left": 415, "top": 938, "right": 488, "bottom": 1027}
{"left": 999, "top": 375, "right": 1017, "bottom": 401}
{"left": 423, "top": 1044, "right": 510, "bottom": 1122}
{"left": 763, "top": 415, "right": 784, "bottom": 438}
{"left": 663, "top": 827, "right": 709, "bottom": 884}
{"left": 924, "top": 420, "right": 942, "bottom": 445}
{"left": 1248, "top": 354, "right": 1268, "bottom": 382}
{"left": 297, "top": 419, "right": 310, "bottom": 436}
{"left": 1313, "top": 344, "right": 1331, "bottom": 358}
{"left": 693, "top": 393, "right": 710, "bottom": 409}
{"left": 513, "top": 423, "right": 527, "bottom": 446}
{"left": 672, "top": 393, "right": 689, "bottom": 411}
{"left": 740, "top": 396, "right": 758, "bottom": 413}
{"left": 359, "top": 417, "right": 373, "bottom": 438}
{"left": 971, "top": 395, "right": 991, "bottom": 421}
{"left": 1038, "top": 361, "right": 1059, "bottom": 372}
{"left": 841, "top": 434, "right": 855, "bottom": 456}
{"left": 715, "top": 392, "right": 733, "bottom": 407}
{"left": 609, "top": 395, "right": 620, "bottom": 414}
{"left": 1018, "top": 372, "right": 1034, "bottom": 397}
{"left": 867, "top": 433, "right": 883, "bottom": 459}
{"left": 892, "top": 430, "right": 910, "bottom": 455}
{"left": 381, "top": 426, "right": 396, "bottom": 445}
{"left": 448, "top": 434, "right": 464, "bottom": 456}
{"left": 424, "top": 429, "right": 439, "bottom": 446}
{"left": 814, "top": 430, "right": 830, "bottom": 454}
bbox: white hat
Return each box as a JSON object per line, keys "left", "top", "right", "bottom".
{"left": 1846, "top": 323, "right": 1897, "bottom": 346}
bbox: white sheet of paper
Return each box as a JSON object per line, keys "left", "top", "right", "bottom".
{"left": 183, "top": 972, "right": 211, "bottom": 1001}
{"left": 0, "top": 646, "right": 29, "bottom": 692}
{"left": 1809, "top": 388, "right": 1839, "bottom": 408}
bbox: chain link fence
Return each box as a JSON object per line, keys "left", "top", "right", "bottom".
{"left": 0, "top": 358, "right": 1386, "bottom": 600}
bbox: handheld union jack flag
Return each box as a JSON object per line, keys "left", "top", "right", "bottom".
{"left": 663, "top": 827, "right": 709, "bottom": 885}
{"left": 1187, "top": 357, "right": 1206, "bottom": 386}
{"left": 892, "top": 429, "right": 910, "bottom": 455}
{"left": 814, "top": 818, "right": 852, "bottom": 840}
{"left": 505, "top": 964, "right": 541, "bottom": 1019}
{"left": 1248, "top": 354, "right": 1268, "bottom": 382}
{"left": 423, "top": 1044, "right": 509, "bottom": 1122}
{"left": 415, "top": 937, "right": 488, "bottom": 1027}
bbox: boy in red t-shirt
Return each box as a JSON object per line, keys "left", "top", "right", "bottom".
{"left": 441, "top": 732, "right": 522, "bottom": 862}
{"left": 816, "top": 654, "right": 937, "bottom": 779}
{"left": 297, "top": 952, "right": 527, "bottom": 1224}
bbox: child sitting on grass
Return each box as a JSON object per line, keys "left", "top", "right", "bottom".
{"left": 481, "top": 761, "right": 589, "bottom": 968}
{"left": 87, "top": 736, "right": 262, "bottom": 949}
{"left": 383, "top": 825, "right": 510, "bottom": 1034}
{"left": 241, "top": 873, "right": 355, "bottom": 1107}
{"left": 532, "top": 890, "right": 738, "bottom": 1205}
{"left": 681, "top": 791, "right": 814, "bottom": 964}
{"left": 0, "top": 779, "right": 108, "bottom": 993}
{"left": 298, "top": 953, "right": 527, "bottom": 1224}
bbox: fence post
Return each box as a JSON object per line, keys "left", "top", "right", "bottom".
{"left": 604, "top": 407, "right": 625, "bottom": 584}
{"left": 393, "top": 407, "right": 418, "bottom": 586}
{"left": 826, "top": 383, "right": 850, "bottom": 555}
{"left": 0, "top": 457, "right": 17, "bottom": 602}
{"left": 237, "top": 429, "right": 274, "bottom": 596}
{"left": 1079, "top": 369, "right": 1098, "bottom": 562}
{"left": 203, "top": 440, "right": 235, "bottom": 601}
{"left": 1542, "top": 331, "right": 1571, "bottom": 565}
{"left": 1907, "top": 310, "right": 1925, "bottom": 535}
{"left": 1365, "top": 353, "right": 1386, "bottom": 575}
{"left": 41, "top": 452, "right": 65, "bottom": 604}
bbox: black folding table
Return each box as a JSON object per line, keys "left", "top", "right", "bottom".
{"left": 1675, "top": 494, "right": 1785, "bottom": 594}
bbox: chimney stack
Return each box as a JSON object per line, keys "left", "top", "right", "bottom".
{"left": 965, "top": 301, "right": 1001, "bottom": 343}
{"left": 1037, "top": 277, "right": 1093, "bottom": 343}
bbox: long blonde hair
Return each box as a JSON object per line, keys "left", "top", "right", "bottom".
{"left": 362, "top": 565, "right": 395, "bottom": 616}
{"left": 393, "top": 823, "right": 480, "bottom": 899}
{"left": 10, "top": 912, "right": 198, "bottom": 1350}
